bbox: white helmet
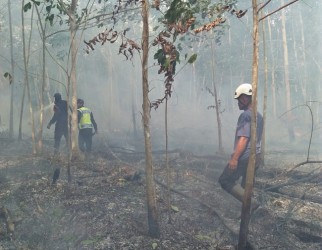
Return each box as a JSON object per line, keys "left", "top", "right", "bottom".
{"left": 234, "top": 83, "right": 252, "bottom": 99}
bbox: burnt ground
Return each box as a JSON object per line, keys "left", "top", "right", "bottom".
{"left": 0, "top": 136, "right": 321, "bottom": 250}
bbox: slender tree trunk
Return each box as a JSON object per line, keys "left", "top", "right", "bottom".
{"left": 8, "top": 0, "right": 14, "bottom": 139}
{"left": 210, "top": 41, "right": 223, "bottom": 153}
{"left": 299, "top": 11, "right": 308, "bottom": 102}
{"left": 21, "top": 0, "right": 36, "bottom": 153}
{"left": 281, "top": 0, "right": 295, "bottom": 142}
{"left": 131, "top": 73, "right": 138, "bottom": 138}
{"left": 69, "top": 0, "right": 79, "bottom": 165}
{"left": 238, "top": 0, "right": 259, "bottom": 248}
{"left": 165, "top": 98, "right": 172, "bottom": 223}
{"left": 267, "top": 16, "right": 277, "bottom": 118}
{"left": 18, "top": 83, "right": 26, "bottom": 141}
{"left": 19, "top": 3, "right": 34, "bottom": 141}
{"left": 34, "top": 6, "right": 47, "bottom": 153}
{"left": 260, "top": 15, "right": 268, "bottom": 166}
{"left": 290, "top": 11, "right": 304, "bottom": 105}
{"left": 141, "top": 0, "right": 160, "bottom": 238}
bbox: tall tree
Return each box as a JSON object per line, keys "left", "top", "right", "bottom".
{"left": 238, "top": 0, "right": 260, "bottom": 248}
{"left": 281, "top": 0, "right": 294, "bottom": 142}
{"left": 34, "top": 3, "right": 48, "bottom": 153}
{"left": 141, "top": 0, "right": 160, "bottom": 238}
{"left": 210, "top": 41, "right": 223, "bottom": 153}
{"left": 7, "top": 0, "right": 14, "bottom": 139}
{"left": 239, "top": 1, "right": 301, "bottom": 247}
{"left": 260, "top": 13, "right": 268, "bottom": 165}
{"left": 21, "top": 0, "right": 37, "bottom": 153}
{"left": 68, "top": 0, "right": 79, "bottom": 163}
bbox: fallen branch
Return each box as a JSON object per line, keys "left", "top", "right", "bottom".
{"left": 0, "top": 206, "right": 15, "bottom": 236}
{"left": 264, "top": 171, "right": 321, "bottom": 192}
{"left": 154, "top": 178, "right": 256, "bottom": 249}
{"left": 286, "top": 160, "right": 322, "bottom": 173}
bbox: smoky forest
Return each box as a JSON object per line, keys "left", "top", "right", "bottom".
{"left": 0, "top": 0, "right": 321, "bottom": 249}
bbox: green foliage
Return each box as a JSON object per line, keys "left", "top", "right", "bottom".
{"left": 4, "top": 72, "right": 12, "bottom": 84}
{"left": 23, "top": 2, "right": 32, "bottom": 12}
{"left": 46, "top": 14, "right": 55, "bottom": 26}
{"left": 154, "top": 49, "right": 166, "bottom": 66}
{"left": 176, "top": 50, "right": 180, "bottom": 63}
{"left": 32, "top": 0, "right": 41, "bottom": 5}
{"left": 164, "top": 0, "right": 193, "bottom": 23}
{"left": 188, "top": 53, "right": 197, "bottom": 64}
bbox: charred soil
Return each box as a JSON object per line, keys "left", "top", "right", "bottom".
{"left": 0, "top": 138, "right": 321, "bottom": 250}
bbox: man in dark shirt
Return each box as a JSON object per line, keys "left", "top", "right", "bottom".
{"left": 47, "top": 93, "right": 69, "bottom": 154}
{"left": 219, "top": 83, "right": 263, "bottom": 212}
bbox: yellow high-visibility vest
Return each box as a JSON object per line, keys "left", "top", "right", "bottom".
{"left": 78, "top": 107, "right": 93, "bottom": 129}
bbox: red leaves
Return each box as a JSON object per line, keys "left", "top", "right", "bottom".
{"left": 194, "top": 17, "right": 226, "bottom": 34}
{"left": 150, "top": 31, "right": 177, "bottom": 110}
{"left": 166, "top": 17, "right": 196, "bottom": 34}
{"left": 84, "top": 28, "right": 141, "bottom": 60}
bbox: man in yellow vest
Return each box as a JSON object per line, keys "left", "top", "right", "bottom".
{"left": 77, "top": 98, "right": 98, "bottom": 152}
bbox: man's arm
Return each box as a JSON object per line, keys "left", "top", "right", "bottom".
{"left": 47, "top": 107, "right": 58, "bottom": 129}
{"left": 229, "top": 136, "right": 248, "bottom": 170}
{"left": 77, "top": 110, "right": 81, "bottom": 123}
{"left": 90, "top": 113, "right": 98, "bottom": 133}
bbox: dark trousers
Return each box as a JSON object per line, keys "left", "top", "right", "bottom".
{"left": 218, "top": 155, "right": 261, "bottom": 192}
{"left": 54, "top": 126, "right": 68, "bottom": 152}
{"left": 78, "top": 128, "right": 93, "bottom": 152}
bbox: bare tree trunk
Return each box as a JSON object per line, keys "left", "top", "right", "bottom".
{"left": 69, "top": 0, "right": 79, "bottom": 166}
{"left": 238, "top": 0, "right": 259, "bottom": 248}
{"left": 19, "top": 3, "right": 34, "bottom": 141}
{"left": 281, "top": 0, "right": 295, "bottom": 142}
{"left": 260, "top": 15, "right": 268, "bottom": 166}
{"left": 267, "top": 16, "right": 277, "bottom": 118}
{"left": 34, "top": 6, "right": 47, "bottom": 153}
{"left": 210, "top": 41, "right": 223, "bottom": 153}
{"left": 164, "top": 98, "right": 172, "bottom": 223}
{"left": 299, "top": 11, "right": 308, "bottom": 102}
{"left": 18, "top": 83, "right": 26, "bottom": 141}
{"left": 21, "top": 0, "right": 36, "bottom": 154}
{"left": 131, "top": 73, "right": 138, "bottom": 138}
{"left": 290, "top": 10, "right": 305, "bottom": 106}
{"left": 8, "top": 0, "right": 14, "bottom": 139}
{"left": 141, "top": 0, "right": 160, "bottom": 238}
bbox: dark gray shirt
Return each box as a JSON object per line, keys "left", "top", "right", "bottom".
{"left": 234, "top": 109, "right": 263, "bottom": 161}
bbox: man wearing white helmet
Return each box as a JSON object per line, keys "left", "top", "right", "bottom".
{"left": 218, "top": 83, "right": 263, "bottom": 213}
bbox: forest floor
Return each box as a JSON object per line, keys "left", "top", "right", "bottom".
{"left": 0, "top": 135, "right": 321, "bottom": 250}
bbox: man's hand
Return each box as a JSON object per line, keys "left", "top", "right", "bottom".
{"left": 228, "top": 158, "right": 238, "bottom": 171}
{"left": 228, "top": 136, "right": 248, "bottom": 172}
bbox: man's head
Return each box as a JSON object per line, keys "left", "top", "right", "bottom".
{"left": 77, "top": 98, "right": 84, "bottom": 108}
{"left": 54, "top": 93, "right": 62, "bottom": 103}
{"left": 234, "top": 83, "right": 252, "bottom": 110}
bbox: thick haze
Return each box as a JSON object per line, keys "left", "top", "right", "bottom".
{"left": 0, "top": 1, "right": 321, "bottom": 158}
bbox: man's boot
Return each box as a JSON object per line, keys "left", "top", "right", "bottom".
{"left": 229, "top": 184, "right": 260, "bottom": 213}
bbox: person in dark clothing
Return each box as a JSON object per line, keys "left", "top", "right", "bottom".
{"left": 77, "top": 98, "right": 98, "bottom": 152}
{"left": 47, "top": 93, "right": 69, "bottom": 154}
{"left": 218, "top": 83, "right": 263, "bottom": 213}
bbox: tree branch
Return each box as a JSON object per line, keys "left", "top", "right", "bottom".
{"left": 258, "top": 0, "right": 272, "bottom": 13}
{"left": 259, "top": 0, "right": 300, "bottom": 22}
